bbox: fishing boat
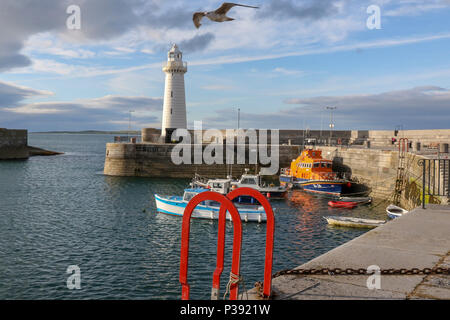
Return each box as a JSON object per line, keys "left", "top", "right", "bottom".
{"left": 231, "top": 170, "right": 287, "bottom": 199}
{"left": 328, "top": 201, "right": 358, "bottom": 209}
{"left": 386, "top": 204, "right": 409, "bottom": 219}
{"left": 154, "top": 188, "right": 268, "bottom": 223}
{"left": 280, "top": 149, "right": 346, "bottom": 196}
{"left": 191, "top": 171, "right": 287, "bottom": 204}
{"left": 324, "top": 216, "right": 386, "bottom": 229}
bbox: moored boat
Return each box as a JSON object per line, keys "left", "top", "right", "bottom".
{"left": 386, "top": 204, "right": 409, "bottom": 219}
{"left": 324, "top": 216, "right": 386, "bottom": 229}
{"left": 231, "top": 170, "right": 287, "bottom": 199}
{"left": 280, "top": 149, "right": 346, "bottom": 196}
{"left": 154, "top": 188, "right": 268, "bottom": 223}
{"left": 328, "top": 201, "right": 358, "bottom": 209}
{"left": 191, "top": 171, "right": 287, "bottom": 205}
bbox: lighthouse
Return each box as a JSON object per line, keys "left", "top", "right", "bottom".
{"left": 161, "top": 44, "right": 188, "bottom": 141}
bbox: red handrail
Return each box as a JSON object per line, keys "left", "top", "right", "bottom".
{"left": 399, "top": 138, "right": 409, "bottom": 153}
{"left": 226, "top": 187, "right": 275, "bottom": 298}
{"left": 179, "top": 191, "right": 243, "bottom": 300}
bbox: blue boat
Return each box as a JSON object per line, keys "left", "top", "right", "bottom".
{"left": 154, "top": 188, "right": 268, "bottom": 223}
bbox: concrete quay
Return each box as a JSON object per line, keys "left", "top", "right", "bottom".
{"left": 247, "top": 205, "right": 450, "bottom": 300}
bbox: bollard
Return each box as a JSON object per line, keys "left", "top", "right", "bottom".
{"left": 415, "top": 142, "right": 421, "bottom": 152}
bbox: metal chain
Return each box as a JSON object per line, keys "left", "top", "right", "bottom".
{"left": 254, "top": 267, "right": 450, "bottom": 299}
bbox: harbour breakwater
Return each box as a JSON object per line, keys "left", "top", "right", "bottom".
{"left": 104, "top": 128, "right": 450, "bottom": 208}
{"left": 0, "top": 129, "right": 63, "bottom": 160}
{"left": 104, "top": 142, "right": 301, "bottom": 178}
{"left": 0, "top": 129, "right": 29, "bottom": 160}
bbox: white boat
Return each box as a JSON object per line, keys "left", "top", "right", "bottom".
{"left": 231, "top": 170, "right": 287, "bottom": 199}
{"left": 324, "top": 216, "right": 386, "bottom": 229}
{"left": 154, "top": 188, "right": 268, "bottom": 223}
{"left": 386, "top": 204, "right": 409, "bottom": 219}
{"left": 191, "top": 171, "right": 287, "bottom": 204}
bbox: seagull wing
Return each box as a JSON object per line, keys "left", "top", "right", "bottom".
{"left": 214, "top": 2, "right": 259, "bottom": 15}
{"left": 193, "top": 12, "right": 206, "bottom": 28}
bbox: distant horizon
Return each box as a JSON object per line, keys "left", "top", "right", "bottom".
{"left": 26, "top": 127, "right": 450, "bottom": 134}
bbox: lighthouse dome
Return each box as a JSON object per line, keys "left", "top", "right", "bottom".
{"left": 168, "top": 44, "right": 182, "bottom": 61}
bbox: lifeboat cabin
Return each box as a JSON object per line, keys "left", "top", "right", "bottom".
{"left": 280, "top": 149, "right": 344, "bottom": 196}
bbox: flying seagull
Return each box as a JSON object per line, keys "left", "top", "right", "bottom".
{"left": 193, "top": 2, "right": 259, "bottom": 29}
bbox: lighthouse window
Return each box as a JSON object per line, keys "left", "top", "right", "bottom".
{"left": 170, "top": 109, "right": 173, "bottom": 114}
{"left": 171, "top": 91, "right": 173, "bottom": 98}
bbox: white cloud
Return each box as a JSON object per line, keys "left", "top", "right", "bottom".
{"left": 201, "top": 86, "right": 450, "bottom": 130}
{"left": 273, "top": 68, "right": 305, "bottom": 76}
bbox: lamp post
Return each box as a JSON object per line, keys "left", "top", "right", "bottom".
{"left": 237, "top": 108, "right": 240, "bottom": 130}
{"left": 128, "top": 110, "right": 135, "bottom": 142}
{"left": 326, "top": 107, "right": 337, "bottom": 146}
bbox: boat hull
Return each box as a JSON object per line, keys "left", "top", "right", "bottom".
{"left": 324, "top": 216, "right": 385, "bottom": 229}
{"left": 280, "top": 175, "right": 343, "bottom": 196}
{"left": 155, "top": 195, "right": 267, "bottom": 223}
{"left": 386, "top": 204, "right": 409, "bottom": 219}
{"left": 328, "top": 201, "right": 358, "bottom": 209}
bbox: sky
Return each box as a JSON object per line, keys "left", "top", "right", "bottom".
{"left": 0, "top": 0, "right": 449, "bottom": 132}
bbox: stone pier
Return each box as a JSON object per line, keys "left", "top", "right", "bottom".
{"left": 246, "top": 205, "right": 450, "bottom": 300}
{"left": 0, "top": 128, "right": 28, "bottom": 160}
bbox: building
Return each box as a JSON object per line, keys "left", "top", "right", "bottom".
{"left": 160, "top": 44, "right": 188, "bottom": 141}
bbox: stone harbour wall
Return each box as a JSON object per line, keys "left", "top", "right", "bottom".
{"left": 0, "top": 129, "right": 29, "bottom": 160}
{"left": 103, "top": 142, "right": 301, "bottom": 179}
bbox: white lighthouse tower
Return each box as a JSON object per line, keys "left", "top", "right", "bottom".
{"left": 161, "top": 44, "right": 188, "bottom": 140}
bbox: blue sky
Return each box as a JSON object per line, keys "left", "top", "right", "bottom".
{"left": 0, "top": 0, "right": 449, "bottom": 131}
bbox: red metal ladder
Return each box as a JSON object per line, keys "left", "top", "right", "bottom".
{"left": 179, "top": 188, "right": 275, "bottom": 300}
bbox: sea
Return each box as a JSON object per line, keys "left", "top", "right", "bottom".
{"left": 0, "top": 133, "right": 386, "bottom": 299}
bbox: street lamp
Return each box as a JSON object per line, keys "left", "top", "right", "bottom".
{"left": 128, "top": 110, "right": 135, "bottom": 142}
{"left": 326, "top": 107, "right": 337, "bottom": 146}
{"left": 237, "top": 108, "right": 240, "bottom": 130}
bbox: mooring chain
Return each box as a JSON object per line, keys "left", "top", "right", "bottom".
{"left": 254, "top": 267, "right": 450, "bottom": 299}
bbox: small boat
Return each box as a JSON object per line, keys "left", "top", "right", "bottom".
{"left": 280, "top": 149, "right": 346, "bottom": 196}
{"left": 155, "top": 188, "right": 268, "bottom": 223}
{"left": 231, "top": 170, "right": 287, "bottom": 200}
{"left": 191, "top": 171, "right": 287, "bottom": 205}
{"left": 386, "top": 204, "right": 409, "bottom": 219}
{"left": 328, "top": 201, "right": 358, "bottom": 209}
{"left": 338, "top": 196, "right": 372, "bottom": 205}
{"left": 324, "top": 216, "right": 386, "bottom": 229}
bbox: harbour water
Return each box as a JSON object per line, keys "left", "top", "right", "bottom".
{"left": 0, "top": 134, "right": 386, "bottom": 300}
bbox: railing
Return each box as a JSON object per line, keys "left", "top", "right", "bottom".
{"left": 419, "top": 159, "right": 450, "bottom": 208}
{"left": 114, "top": 136, "right": 140, "bottom": 144}
{"left": 180, "top": 188, "right": 275, "bottom": 300}
{"left": 163, "top": 61, "right": 188, "bottom": 72}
